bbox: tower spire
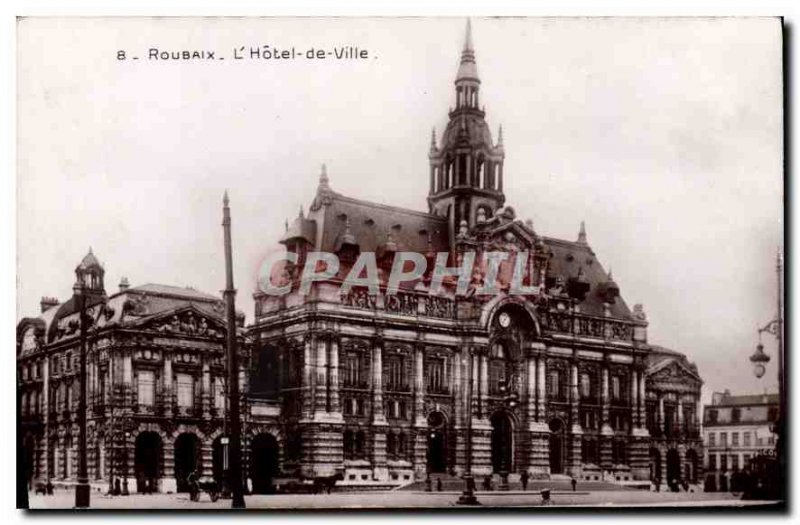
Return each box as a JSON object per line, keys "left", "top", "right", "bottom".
{"left": 577, "top": 221, "right": 587, "bottom": 245}
{"left": 456, "top": 19, "right": 479, "bottom": 85}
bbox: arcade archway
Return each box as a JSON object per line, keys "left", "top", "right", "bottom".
{"left": 491, "top": 411, "right": 514, "bottom": 473}
{"left": 250, "top": 433, "right": 280, "bottom": 494}
{"left": 548, "top": 419, "right": 565, "bottom": 475}
{"left": 666, "top": 448, "right": 681, "bottom": 486}
{"left": 426, "top": 411, "right": 448, "bottom": 474}
{"left": 174, "top": 433, "right": 201, "bottom": 492}
{"left": 135, "top": 432, "right": 162, "bottom": 493}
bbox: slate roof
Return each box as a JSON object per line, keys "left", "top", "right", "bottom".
{"left": 318, "top": 193, "right": 450, "bottom": 255}
{"left": 711, "top": 393, "right": 779, "bottom": 407}
{"left": 542, "top": 236, "right": 633, "bottom": 320}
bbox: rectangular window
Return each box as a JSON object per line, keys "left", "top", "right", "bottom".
{"left": 214, "top": 377, "right": 226, "bottom": 412}
{"left": 708, "top": 433, "right": 716, "bottom": 447}
{"left": 732, "top": 432, "right": 739, "bottom": 446}
{"left": 176, "top": 373, "right": 194, "bottom": 408}
{"left": 743, "top": 454, "right": 751, "bottom": 467}
{"left": 720, "top": 454, "right": 728, "bottom": 472}
{"left": 387, "top": 357, "right": 406, "bottom": 391}
{"left": 580, "top": 373, "right": 591, "bottom": 399}
{"left": 344, "top": 353, "right": 362, "bottom": 387}
{"left": 720, "top": 432, "right": 728, "bottom": 447}
{"left": 611, "top": 376, "right": 621, "bottom": 401}
{"left": 547, "top": 371, "right": 559, "bottom": 398}
{"left": 743, "top": 432, "right": 751, "bottom": 446}
{"left": 708, "top": 454, "right": 717, "bottom": 470}
{"left": 137, "top": 370, "right": 155, "bottom": 406}
{"left": 707, "top": 409, "right": 718, "bottom": 423}
{"left": 427, "top": 358, "right": 446, "bottom": 393}
{"left": 731, "top": 455, "right": 739, "bottom": 471}
{"left": 731, "top": 408, "right": 741, "bottom": 423}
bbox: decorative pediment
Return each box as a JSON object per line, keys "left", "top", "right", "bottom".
{"left": 137, "top": 306, "right": 226, "bottom": 339}
{"left": 648, "top": 360, "right": 701, "bottom": 386}
{"left": 486, "top": 221, "right": 536, "bottom": 251}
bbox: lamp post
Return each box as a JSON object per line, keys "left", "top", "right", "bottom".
{"left": 222, "top": 191, "right": 246, "bottom": 509}
{"left": 748, "top": 248, "right": 784, "bottom": 500}
{"left": 73, "top": 281, "right": 91, "bottom": 508}
{"left": 456, "top": 350, "right": 479, "bottom": 505}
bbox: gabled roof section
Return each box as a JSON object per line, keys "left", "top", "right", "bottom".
{"left": 542, "top": 236, "right": 633, "bottom": 320}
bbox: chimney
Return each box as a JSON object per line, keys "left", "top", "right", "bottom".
{"left": 40, "top": 297, "right": 59, "bottom": 313}
{"left": 119, "top": 277, "right": 130, "bottom": 293}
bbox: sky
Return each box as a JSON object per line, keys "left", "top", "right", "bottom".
{"left": 16, "top": 17, "right": 783, "bottom": 403}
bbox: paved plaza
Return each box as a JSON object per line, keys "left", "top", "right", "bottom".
{"left": 25, "top": 488, "right": 776, "bottom": 510}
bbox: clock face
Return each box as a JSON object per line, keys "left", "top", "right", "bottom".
{"left": 498, "top": 312, "right": 511, "bottom": 328}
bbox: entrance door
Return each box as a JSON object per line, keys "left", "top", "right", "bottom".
{"left": 426, "top": 411, "right": 448, "bottom": 474}
{"left": 666, "top": 448, "right": 681, "bottom": 486}
{"left": 549, "top": 419, "right": 564, "bottom": 474}
{"left": 174, "top": 433, "right": 201, "bottom": 492}
{"left": 649, "top": 448, "right": 662, "bottom": 482}
{"left": 491, "top": 411, "right": 513, "bottom": 473}
{"left": 135, "top": 432, "right": 162, "bottom": 493}
{"left": 250, "top": 433, "right": 280, "bottom": 494}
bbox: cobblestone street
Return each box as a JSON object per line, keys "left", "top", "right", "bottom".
{"left": 26, "top": 488, "right": 773, "bottom": 510}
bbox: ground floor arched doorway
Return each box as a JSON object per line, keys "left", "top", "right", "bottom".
{"left": 666, "top": 448, "right": 681, "bottom": 487}
{"left": 426, "top": 411, "right": 448, "bottom": 474}
{"left": 548, "top": 419, "right": 564, "bottom": 475}
{"left": 212, "top": 435, "right": 227, "bottom": 486}
{"left": 649, "top": 448, "right": 662, "bottom": 482}
{"left": 491, "top": 411, "right": 514, "bottom": 473}
{"left": 685, "top": 449, "right": 699, "bottom": 484}
{"left": 135, "top": 432, "right": 162, "bottom": 493}
{"left": 174, "top": 433, "right": 201, "bottom": 492}
{"left": 250, "top": 433, "right": 280, "bottom": 494}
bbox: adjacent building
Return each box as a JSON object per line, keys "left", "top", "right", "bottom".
{"left": 702, "top": 390, "right": 779, "bottom": 491}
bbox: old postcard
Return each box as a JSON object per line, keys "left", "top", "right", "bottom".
{"left": 16, "top": 17, "right": 784, "bottom": 511}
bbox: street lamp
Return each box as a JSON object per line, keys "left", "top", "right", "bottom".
{"left": 73, "top": 280, "right": 91, "bottom": 509}
{"left": 748, "top": 248, "right": 784, "bottom": 500}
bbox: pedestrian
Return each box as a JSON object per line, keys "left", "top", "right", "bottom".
{"left": 424, "top": 474, "right": 432, "bottom": 492}
{"left": 654, "top": 477, "right": 661, "bottom": 492}
{"left": 570, "top": 477, "right": 577, "bottom": 492}
{"left": 436, "top": 477, "right": 443, "bottom": 492}
{"left": 483, "top": 475, "right": 493, "bottom": 491}
{"left": 520, "top": 471, "right": 529, "bottom": 491}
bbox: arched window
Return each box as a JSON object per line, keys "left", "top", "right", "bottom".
{"left": 476, "top": 157, "right": 484, "bottom": 188}
{"left": 386, "top": 431, "right": 396, "bottom": 456}
{"left": 355, "top": 431, "right": 366, "bottom": 458}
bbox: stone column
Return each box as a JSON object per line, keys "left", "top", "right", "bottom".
{"left": 412, "top": 344, "right": 427, "bottom": 478}
{"left": 600, "top": 365, "right": 613, "bottom": 471}
{"left": 314, "top": 335, "right": 329, "bottom": 414}
{"left": 638, "top": 370, "right": 647, "bottom": 429}
{"left": 677, "top": 398, "right": 684, "bottom": 436}
{"left": 163, "top": 356, "right": 173, "bottom": 410}
{"left": 122, "top": 350, "right": 133, "bottom": 407}
{"left": 202, "top": 361, "right": 211, "bottom": 417}
{"left": 372, "top": 339, "right": 386, "bottom": 423}
{"left": 479, "top": 352, "right": 489, "bottom": 419}
{"left": 302, "top": 336, "right": 314, "bottom": 417}
{"left": 526, "top": 357, "right": 537, "bottom": 424}
{"left": 43, "top": 358, "right": 50, "bottom": 483}
{"left": 630, "top": 370, "right": 638, "bottom": 429}
{"left": 472, "top": 353, "right": 480, "bottom": 418}
{"left": 536, "top": 356, "right": 546, "bottom": 420}
{"left": 570, "top": 363, "right": 581, "bottom": 432}
{"left": 657, "top": 395, "right": 665, "bottom": 435}
{"left": 329, "top": 337, "right": 341, "bottom": 414}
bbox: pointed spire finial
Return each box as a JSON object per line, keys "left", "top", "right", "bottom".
{"left": 498, "top": 124, "right": 504, "bottom": 146}
{"left": 456, "top": 18, "right": 479, "bottom": 84}
{"left": 463, "top": 18, "right": 474, "bottom": 52}
{"left": 284, "top": 218, "right": 289, "bottom": 232}
{"left": 577, "top": 220, "right": 587, "bottom": 244}
{"left": 430, "top": 127, "right": 437, "bottom": 150}
{"left": 298, "top": 205, "right": 304, "bottom": 219}
{"left": 223, "top": 190, "right": 229, "bottom": 207}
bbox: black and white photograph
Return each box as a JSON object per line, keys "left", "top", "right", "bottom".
{"left": 13, "top": 15, "right": 785, "bottom": 511}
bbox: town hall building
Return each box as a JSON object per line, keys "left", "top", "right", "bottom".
{"left": 18, "top": 21, "right": 703, "bottom": 493}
